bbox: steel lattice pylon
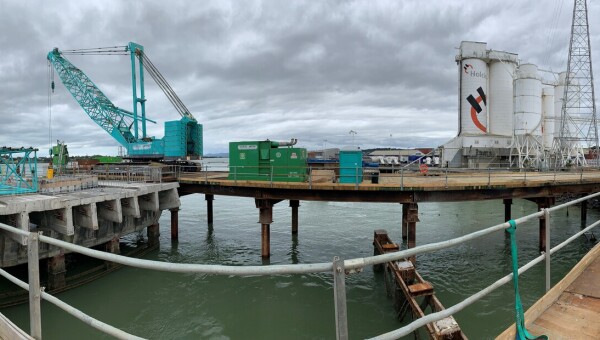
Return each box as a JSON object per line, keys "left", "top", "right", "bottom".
{"left": 554, "top": 0, "right": 598, "bottom": 167}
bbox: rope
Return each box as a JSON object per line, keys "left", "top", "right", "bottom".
{"left": 506, "top": 220, "right": 548, "bottom": 340}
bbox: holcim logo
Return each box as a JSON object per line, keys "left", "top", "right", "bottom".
{"left": 464, "top": 63, "right": 487, "bottom": 79}
{"left": 467, "top": 86, "right": 487, "bottom": 133}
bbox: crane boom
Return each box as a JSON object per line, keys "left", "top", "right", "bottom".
{"left": 47, "top": 48, "right": 138, "bottom": 147}
{"left": 48, "top": 43, "right": 203, "bottom": 160}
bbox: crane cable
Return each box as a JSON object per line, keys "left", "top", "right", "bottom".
{"left": 47, "top": 60, "right": 55, "bottom": 154}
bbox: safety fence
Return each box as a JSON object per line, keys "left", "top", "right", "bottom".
{"left": 0, "top": 192, "right": 598, "bottom": 339}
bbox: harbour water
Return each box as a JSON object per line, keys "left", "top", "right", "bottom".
{"left": 1, "top": 169, "right": 598, "bottom": 339}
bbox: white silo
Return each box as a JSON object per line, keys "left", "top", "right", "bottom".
{"left": 488, "top": 61, "right": 516, "bottom": 136}
{"left": 459, "top": 42, "right": 488, "bottom": 135}
{"left": 514, "top": 64, "right": 542, "bottom": 136}
{"left": 553, "top": 72, "right": 567, "bottom": 137}
{"left": 542, "top": 87, "right": 555, "bottom": 148}
{"left": 512, "top": 63, "right": 544, "bottom": 168}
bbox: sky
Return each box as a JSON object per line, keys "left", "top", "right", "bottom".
{"left": 1, "top": 0, "right": 599, "bottom": 156}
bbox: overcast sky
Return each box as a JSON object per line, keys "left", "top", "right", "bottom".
{"left": 1, "top": 0, "right": 599, "bottom": 156}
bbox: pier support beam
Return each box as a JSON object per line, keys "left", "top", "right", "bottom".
{"left": 537, "top": 197, "right": 554, "bottom": 252}
{"left": 104, "top": 237, "right": 120, "bottom": 269}
{"left": 147, "top": 223, "right": 160, "bottom": 245}
{"left": 206, "top": 194, "right": 214, "bottom": 225}
{"left": 46, "top": 254, "right": 66, "bottom": 291}
{"left": 581, "top": 195, "right": 588, "bottom": 228}
{"left": 401, "top": 203, "right": 408, "bottom": 241}
{"left": 503, "top": 199, "right": 512, "bottom": 222}
{"left": 290, "top": 200, "right": 300, "bottom": 235}
{"left": 406, "top": 203, "right": 419, "bottom": 265}
{"left": 255, "top": 199, "right": 281, "bottom": 258}
{"left": 170, "top": 208, "right": 179, "bottom": 241}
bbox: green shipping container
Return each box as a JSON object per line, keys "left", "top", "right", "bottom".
{"left": 228, "top": 141, "right": 307, "bottom": 182}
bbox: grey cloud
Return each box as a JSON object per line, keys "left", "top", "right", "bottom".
{"left": 0, "top": 0, "right": 598, "bottom": 155}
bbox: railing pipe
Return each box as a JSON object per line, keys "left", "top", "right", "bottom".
{"left": 550, "top": 218, "right": 600, "bottom": 256}
{"left": 547, "top": 191, "right": 600, "bottom": 212}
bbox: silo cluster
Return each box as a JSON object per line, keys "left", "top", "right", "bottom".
{"left": 442, "top": 41, "right": 565, "bottom": 168}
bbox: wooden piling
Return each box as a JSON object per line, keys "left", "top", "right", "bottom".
{"left": 406, "top": 203, "right": 419, "bottom": 265}
{"left": 105, "top": 237, "right": 121, "bottom": 269}
{"left": 206, "top": 194, "right": 214, "bottom": 224}
{"left": 503, "top": 198, "right": 512, "bottom": 222}
{"left": 170, "top": 208, "right": 179, "bottom": 240}
{"left": 147, "top": 223, "right": 160, "bottom": 245}
{"left": 401, "top": 203, "right": 408, "bottom": 241}
{"left": 290, "top": 200, "right": 299, "bottom": 235}
{"left": 256, "top": 199, "right": 280, "bottom": 258}
{"left": 581, "top": 196, "right": 587, "bottom": 228}
{"left": 47, "top": 254, "right": 66, "bottom": 290}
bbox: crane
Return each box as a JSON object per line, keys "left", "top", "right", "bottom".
{"left": 47, "top": 42, "right": 202, "bottom": 161}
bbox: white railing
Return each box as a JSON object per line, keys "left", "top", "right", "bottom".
{"left": 0, "top": 193, "right": 598, "bottom": 339}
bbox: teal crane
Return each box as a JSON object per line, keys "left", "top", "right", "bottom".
{"left": 47, "top": 42, "right": 202, "bottom": 160}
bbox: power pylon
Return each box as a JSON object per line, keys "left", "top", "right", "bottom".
{"left": 554, "top": 0, "right": 598, "bottom": 167}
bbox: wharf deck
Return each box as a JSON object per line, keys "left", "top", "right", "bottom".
{"left": 497, "top": 242, "right": 600, "bottom": 339}
{"left": 178, "top": 170, "right": 600, "bottom": 202}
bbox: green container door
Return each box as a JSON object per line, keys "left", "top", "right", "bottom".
{"left": 339, "top": 150, "right": 362, "bottom": 183}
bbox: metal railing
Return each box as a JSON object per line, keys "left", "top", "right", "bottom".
{"left": 0, "top": 192, "right": 598, "bottom": 339}
{"left": 178, "top": 163, "right": 600, "bottom": 190}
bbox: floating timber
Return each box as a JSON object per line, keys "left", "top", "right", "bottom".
{"left": 373, "top": 230, "right": 467, "bottom": 339}
{"left": 497, "top": 242, "right": 600, "bottom": 339}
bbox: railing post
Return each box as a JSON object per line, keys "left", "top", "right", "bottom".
{"left": 580, "top": 167, "right": 583, "bottom": 183}
{"left": 445, "top": 168, "right": 448, "bottom": 188}
{"left": 308, "top": 166, "right": 312, "bottom": 189}
{"left": 544, "top": 208, "right": 551, "bottom": 292}
{"left": 332, "top": 256, "right": 348, "bottom": 340}
{"left": 400, "top": 168, "right": 404, "bottom": 190}
{"left": 234, "top": 166, "right": 237, "bottom": 184}
{"left": 355, "top": 165, "right": 358, "bottom": 190}
{"left": 27, "top": 232, "right": 42, "bottom": 339}
{"left": 270, "top": 166, "right": 274, "bottom": 187}
{"left": 488, "top": 167, "right": 491, "bottom": 187}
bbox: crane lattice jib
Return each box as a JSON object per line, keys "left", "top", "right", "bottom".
{"left": 47, "top": 49, "right": 136, "bottom": 147}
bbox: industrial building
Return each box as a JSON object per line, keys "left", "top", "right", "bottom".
{"left": 441, "top": 41, "right": 566, "bottom": 169}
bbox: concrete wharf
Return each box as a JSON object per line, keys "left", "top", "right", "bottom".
{"left": 178, "top": 169, "right": 600, "bottom": 257}
{"left": 497, "top": 242, "right": 600, "bottom": 339}
{"left": 0, "top": 179, "right": 180, "bottom": 291}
